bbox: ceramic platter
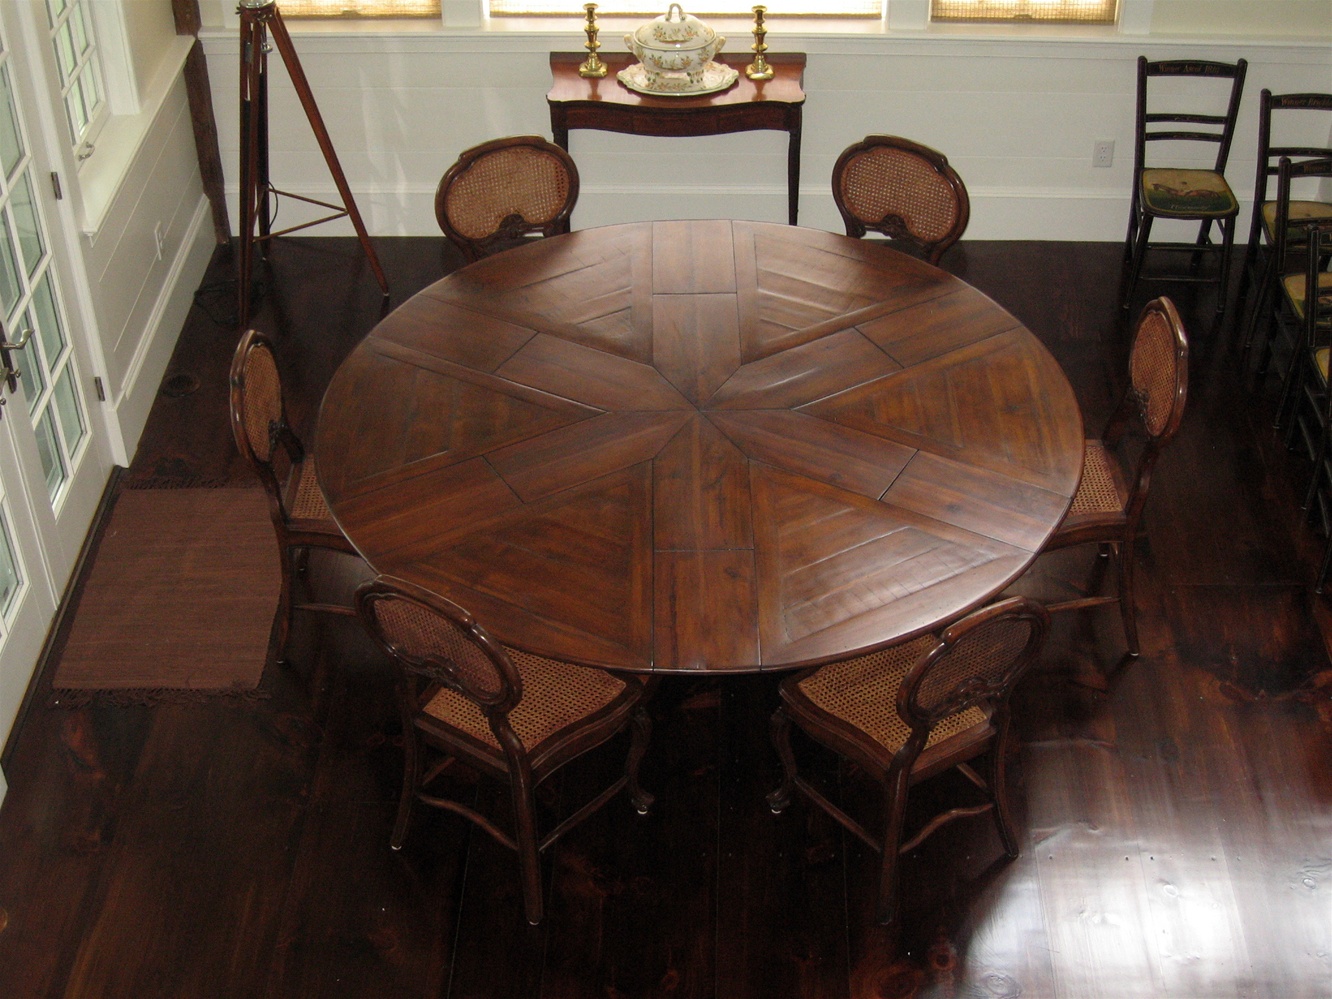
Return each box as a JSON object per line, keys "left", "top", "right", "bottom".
{"left": 617, "top": 60, "right": 739, "bottom": 97}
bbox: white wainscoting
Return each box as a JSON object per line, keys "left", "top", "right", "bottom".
{"left": 197, "top": 27, "right": 1331, "bottom": 241}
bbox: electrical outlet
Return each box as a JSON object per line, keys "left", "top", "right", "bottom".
{"left": 153, "top": 222, "right": 164, "bottom": 261}
{"left": 1093, "top": 140, "right": 1114, "bottom": 168}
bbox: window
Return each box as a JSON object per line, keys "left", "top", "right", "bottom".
{"left": 931, "top": 0, "right": 1117, "bottom": 23}
{"left": 281, "top": 0, "right": 441, "bottom": 15}
{"left": 44, "top": 0, "right": 107, "bottom": 160}
{"left": 490, "top": 0, "right": 881, "bottom": 16}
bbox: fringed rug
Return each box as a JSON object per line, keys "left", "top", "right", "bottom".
{"left": 52, "top": 487, "right": 280, "bottom": 703}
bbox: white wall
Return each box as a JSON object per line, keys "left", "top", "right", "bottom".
{"left": 196, "top": 2, "right": 1331, "bottom": 241}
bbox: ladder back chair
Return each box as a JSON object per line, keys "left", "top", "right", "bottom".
{"left": 1280, "top": 221, "right": 1332, "bottom": 548}
{"left": 1236, "top": 90, "right": 1332, "bottom": 325}
{"left": 1042, "top": 297, "right": 1189, "bottom": 658}
{"left": 435, "top": 135, "right": 579, "bottom": 263}
{"left": 831, "top": 135, "right": 970, "bottom": 266}
{"left": 229, "top": 329, "right": 358, "bottom": 665}
{"left": 767, "top": 596, "right": 1049, "bottom": 942}
{"left": 1119, "top": 57, "right": 1247, "bottom": 331}
{"left": 1249, "top": 156, "right": 1332, "bottom": 398}
{"left": 354, "top": 574, "right": 654, "bottom": 926}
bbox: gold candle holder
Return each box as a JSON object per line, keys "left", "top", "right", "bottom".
{"left": 745, "top": 5, "right": 774, "bottom": 81}
{"left": 579, "top": 3, "right": 608, "bottom": 78}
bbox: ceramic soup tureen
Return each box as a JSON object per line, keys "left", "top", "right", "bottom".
{"left": 619, "top": 4, "right": 738, "bottom": 96}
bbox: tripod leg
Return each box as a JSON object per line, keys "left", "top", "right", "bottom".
{"left": 267, "top": 8, "right": 389, "bottom": 298}
{"left": 237, "top": 11, "right": 265, "bottom": 326}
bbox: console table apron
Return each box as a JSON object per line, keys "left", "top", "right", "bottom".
{"left": 547, "top": 52, "right": 806, "bottom": 225}
{"left": 316, "top": 220, "right": 1083, "bottom": 674}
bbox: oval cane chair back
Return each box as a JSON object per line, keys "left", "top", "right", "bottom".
{"left": 354, "top": 574, "right": 654, "bottom": 926}
{"left": 435, "top": 135, "right": 579, "bottom": 263}
{"left": 767, "top": 596, "right": 1049, "bottom": 940}
{"left": 901, "top": 600, "right": 1048, "bottom": 731}
{"left": 831, "top": 135, "right": 970, "bottom": 266}
{"left": 229, "top": 330, "right": 356, "bottom": 665}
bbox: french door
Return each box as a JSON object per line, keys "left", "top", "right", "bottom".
{"left": 0, "top": 2, "right": 114, "bottom": 791}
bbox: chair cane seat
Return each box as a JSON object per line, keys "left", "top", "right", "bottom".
{"left": 1140, "top": 169, "right": 1238, "bottom": 217}
{"left": 1067, "top": 440, "right": 1127, "bottom": 517}
{"left": 287, "top": 457, "right": 338, "bottom": 527}
{"left": 423, "top": 647, "right": 627, "bottom": 752}
{"left": 794, "top": 635, "right": 987, "bottom": 755}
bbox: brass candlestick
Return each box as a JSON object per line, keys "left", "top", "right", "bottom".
{"left": 745, "top": 5, "right": 774, "bottom": 81}
{"left": 579, "top": 3, "right": 608, "bottom": 78}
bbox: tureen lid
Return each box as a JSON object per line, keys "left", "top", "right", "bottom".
{"left": 631, "top": 3, "right": 715, "bottom": 52}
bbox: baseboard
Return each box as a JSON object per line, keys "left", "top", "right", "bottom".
{"left": 104, "top": 196, "right": 216, "bottom": 466}
{"left": 223, "top": 181, "right": 1258, "bottom": 243}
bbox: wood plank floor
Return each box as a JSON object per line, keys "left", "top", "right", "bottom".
{"left": 1, "top": 235, "right": 1329, "bottom": 998}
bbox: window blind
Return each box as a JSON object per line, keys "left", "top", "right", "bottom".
{"left": 931, "top": 0, "right": 1116, "bottom": 23}
{"left": 280, "top": 0, "right": 441, "bottom": 17}
{"left": 490, "top": 0, "right": 881, "bottom": 17}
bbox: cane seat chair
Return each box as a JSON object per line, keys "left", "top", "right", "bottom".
{"left": 229, "top": 329, "right": 358, "bottom": 665}
{"left": 767, "top": 597, "right": 1049, "bottom": 938}
{"left": 1042, "top": 297, "right": 1189, "bottom": 658}
{"left": 831, "top": 135, "right": 970, "bottom": 266}
{"left": 1120, "top": 57, "right": 1247, "bottom": 330}
{"left": 1236, "top": 90, "right": 1332, "bottom": 327}
{"left": 355, "top": 574, "right": 654, "bottom": 926}
{"left": 435, "top": 135, "right": 579, "bottom": 263}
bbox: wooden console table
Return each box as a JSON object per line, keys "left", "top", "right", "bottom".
{"left": 546, "top": 51, "right": 806, "bottom": 225}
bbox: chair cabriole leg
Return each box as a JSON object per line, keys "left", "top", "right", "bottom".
{"left": 767, "top": 706, "right": 797, "bottom": 815}
{"left": 625, "top": 705, "right": 654, "bottom": 816}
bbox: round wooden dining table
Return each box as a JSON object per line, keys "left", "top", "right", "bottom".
{"left": 316, "top": 220, "right": 1084, "bottom": 674}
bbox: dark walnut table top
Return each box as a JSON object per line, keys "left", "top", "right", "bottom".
{"left": 317, "top": 220, "right": 1083, "bottom": 674}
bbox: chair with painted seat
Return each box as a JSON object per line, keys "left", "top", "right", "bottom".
{"left": 435, "top": 135, "right": 579, "bottom": 263}
{"left": 229, "top": 329, "right": 359, "bottom": 666}
{"left": 1236, "top": 90, "right": 1332, "bottom": 334}
{"left": 355, "top": 574, "right": 654, "bottom": 926}
{"left": 767, "top": 596, "right": 1049, "bottom": 944}
{"left": 1119, "top": 57, "right": 1247, "bottom": 331}
{"left": 831, "top": 134, "right": 970, "bottom": 266}
{"left": 1041, "top": 297, "right": 1189, "bottom": 659}
{"left": 1249, "top": 157, "right": 1332, "bottom": 400}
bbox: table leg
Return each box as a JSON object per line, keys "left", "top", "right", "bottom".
{"left": 787, "top": 111, "right": 802, "bottom": 226}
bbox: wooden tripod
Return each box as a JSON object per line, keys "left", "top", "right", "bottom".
{"left": 237, "top": 0, "right": 388, "bottom": 325}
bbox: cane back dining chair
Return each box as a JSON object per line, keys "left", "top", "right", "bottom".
{"left": 229, "top": 329, "right": 359, "bottom": 665}
{"left": 1236, "top": 90, "right": 1332, "bottom": 326}
{"left": 1042, "top": 297, "right": 1189, "bottom": 658}
{"left": 767, "top": 596, "right": 1049, "bottom": 938}
{"left": 1249, "top": 157, "right": 1332, "bottom": 398}
{"left": 354, "top": 574, "right": 654, "bottom": 926}
{"left": 435, "top": 135, "right": 579, "bottom": 263}
{"left": 1119, "top": 57, "right": 1247, "bottom": 330}
{"left": 831, "top": 135, "right": 971, "bottom": 266}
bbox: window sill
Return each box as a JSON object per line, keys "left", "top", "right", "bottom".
{"left": 76, "top": 35, "right": 195, "bottom": 239}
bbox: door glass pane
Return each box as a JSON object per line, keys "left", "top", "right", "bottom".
{"left": 22, "top": 312, "right": 48, "bottom": 406}
{"left": 32, "top": 275, "right": 65, "bottom": 370}
{"left": 0, "top": 68, "right": 22, "bottom": 180}
{"left": 0, "top": 212, "right": 18, "bottom": 319}
{"left": 53, "top": 21, "right": 74, "bottom": 82}
{"left": 0, "top": 507, "right": 19, "bottom": 618}
{"left": 52, "top": 367, "right": 83, "bottom": 454}
{"left": 12, "top": 173, "right": 43, "bottom": 277}
{"left": 34, "top": 405, "right": 66, "bottom": 499}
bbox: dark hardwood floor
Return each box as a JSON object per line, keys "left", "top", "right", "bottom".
{"left": 1, "top": 233, "right": 1329, "bottom": 998}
